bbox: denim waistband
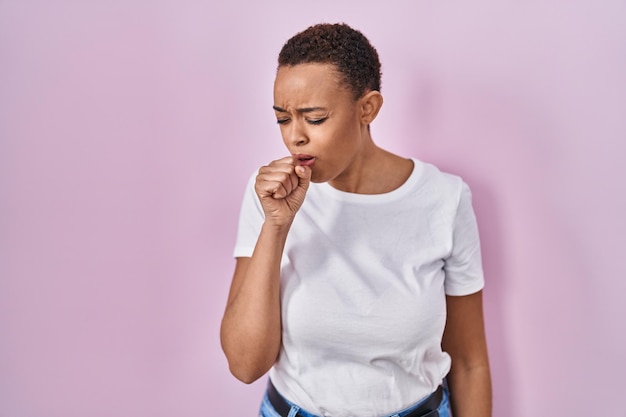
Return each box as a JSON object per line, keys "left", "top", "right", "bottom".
{"left": 261, "top": 379, "right": 448, "bottom": 417}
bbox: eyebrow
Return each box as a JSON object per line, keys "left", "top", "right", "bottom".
{"left": 273, "top": 105, "right": 326, "bottom": 113}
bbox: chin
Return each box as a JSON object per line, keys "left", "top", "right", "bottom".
{"left": 309, "top": 171, "right": 327, "bottom": 184}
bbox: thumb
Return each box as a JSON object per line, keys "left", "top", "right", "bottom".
{"left": 295, "top": 165, "right": 311, "bottom": 190}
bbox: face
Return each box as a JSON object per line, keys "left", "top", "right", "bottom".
{"left": 273, "top": 63, "right": 366, "bottom": 184}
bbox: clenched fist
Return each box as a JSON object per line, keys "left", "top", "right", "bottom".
{"left": 255, "top": 156, "right": 311, "bottom": 227}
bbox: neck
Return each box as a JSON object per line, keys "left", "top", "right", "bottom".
{"left": 328, "top": 143, "right": 414, "bottom": 194}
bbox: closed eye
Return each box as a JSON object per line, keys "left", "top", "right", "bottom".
{"left": 307, "top": 117, "right": 327, "bottom": 125}
{"left": 276, "top": 118, "right": 290, "bottom": 125}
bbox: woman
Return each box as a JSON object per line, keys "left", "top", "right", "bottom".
{"left": 220, "top": 23, "right": 492, "bottom": 417}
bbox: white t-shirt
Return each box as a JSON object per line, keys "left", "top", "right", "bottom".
{"left": 233, "top": 159, "right": 484, "bottom": 417}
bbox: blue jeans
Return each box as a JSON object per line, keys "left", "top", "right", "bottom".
{"left": 258, "top": 383, "right": 452, "bottom": 417}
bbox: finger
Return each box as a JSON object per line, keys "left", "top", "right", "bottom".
{"left": 295, "top": 165, "right": 311, "bottom": 190}
{"left": 257, "top": 172, "right": 296, "bottom": 195}
{"left": 271, "top": 183, "right": 289, "bottom": 199}
{"left": 257, "top": 165, "right": 297, "bottom": 195}
{"left": 276, "top": 171, "right": 299, "bottom": 198}
{"left": 289, "top": 169, "right": 298, "bottom": 191}
{"left": 258, "top": 160, "right": 296, "bottom": 178}
{"left": 268, "top": 155, "right": 296, "bottom": 166}
{"left": 256, "top": 179, "right": 285, "bottom": 198}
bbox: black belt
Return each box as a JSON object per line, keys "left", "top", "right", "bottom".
{"left": 267, "top": 380, "right": 442, "bottom": 417}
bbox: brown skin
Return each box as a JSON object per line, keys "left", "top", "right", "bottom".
{"left": 443, "top": 291, "right": 492, "bottom": 417}
{"left": 271, "top": 63, "right": 412, "bottom": 193}
{"left": 220, "top": 63, "right": 492, "bottom": 416}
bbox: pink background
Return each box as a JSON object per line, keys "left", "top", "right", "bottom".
{"left": 1, "top": 1, "right": 625, "bottom": 416}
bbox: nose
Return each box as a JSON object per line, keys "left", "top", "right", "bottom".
{"left": 285, "top": 120, "right": 309, "bottom": 147}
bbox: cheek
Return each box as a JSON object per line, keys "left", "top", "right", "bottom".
{"left": 333, "top": 122, "right": 359, "bottom": 149}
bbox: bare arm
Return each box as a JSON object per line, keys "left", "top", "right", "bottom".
{"left": 220, "top": 157, "right": 310, "bottom": 383}
{"left": 220, "top": 229, "right": 287, "bottom": 383}
{"left": 441, "top": 290, "right": 492, "bottom": 417}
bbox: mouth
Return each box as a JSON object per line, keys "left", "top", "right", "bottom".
{"left": 294, "top": 154, "right": 316, "bottom": 167}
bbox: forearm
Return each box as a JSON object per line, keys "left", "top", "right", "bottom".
{"left": 446, "top": 363, "right": 492, "bottom": 417}
{"left": 220, "top": 222, "right": 290, "bottom": 383}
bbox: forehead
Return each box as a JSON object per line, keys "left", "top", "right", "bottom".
{"left": 273, "top": 63, "right": 350, "bottom": 107}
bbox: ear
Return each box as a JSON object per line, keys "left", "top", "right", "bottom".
{"left": 359, "top": 90, "right": 383, "bottom": 126}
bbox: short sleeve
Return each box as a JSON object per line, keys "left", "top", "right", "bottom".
{"left": 443, "top": 182, "right": 485, "bottom": 296}
{"left": 232, "top": 171, "right": 265, "bottom": 258}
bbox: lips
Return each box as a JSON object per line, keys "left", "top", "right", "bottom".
{"left": 294, "top": 154, "right": 316, "bottom": 167}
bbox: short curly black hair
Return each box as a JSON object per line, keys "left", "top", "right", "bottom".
{"left": 278, "top": 23, "right": 382, "bottom": 100}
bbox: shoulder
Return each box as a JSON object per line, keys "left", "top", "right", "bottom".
{"left": 413, "top": 159, "right": 466, "bottom": 202}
